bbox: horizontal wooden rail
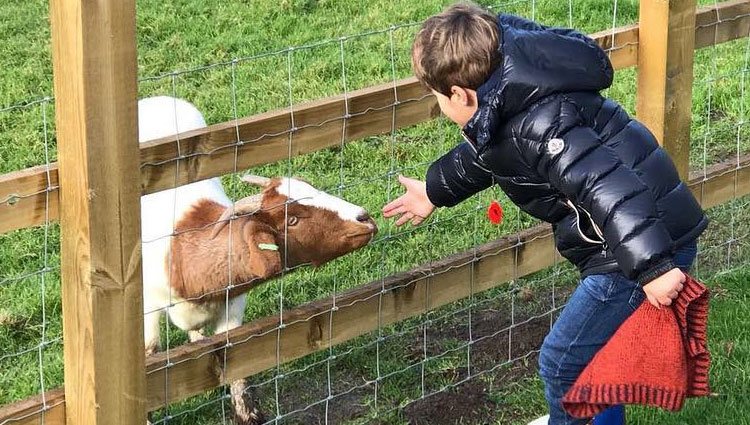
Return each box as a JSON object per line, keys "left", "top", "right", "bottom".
{"left": 689, "top": 154, "right": 750, "bottom": 208}
{"left": 591, "top": 24, "right": 639, "bottom": 70}
{"left": 137, "top": 78, "right": 436, "bottom": 193}
{"left": 0, "top": 77, "right": 438, "bottom": 235}
{"left": 2, "top": 152, "right": 748, "bottom": 424}
{"left": 139, "top": 154, "right": 750, "bottom": 410}
{"left": 4, "top": 0, "right": 749, "bottom": 236}
{"left": 6, "top": 0, "right": 747, "bottom": 235}
{"left": 0, "top": 164, "right": 59, "bottom": 235}
{"left": 0, "top": 389, "right": 66, "bottom": 425}
{"left": 695, "top": 0, "right": 750, "bottom": 49}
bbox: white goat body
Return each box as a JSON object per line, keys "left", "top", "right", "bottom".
{"left": 137, "top": 96, "right": 376, "bottom": 425}
{"left": 138, "top": 96, "right": 237, "bottom": 351}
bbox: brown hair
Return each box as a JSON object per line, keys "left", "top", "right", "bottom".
{"left": 412, "top": 2, "right": 500, "bottom": 96}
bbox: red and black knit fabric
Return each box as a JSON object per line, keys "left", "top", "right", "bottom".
{"left": 562, "top": 274, "right": 711, "bottom": 418}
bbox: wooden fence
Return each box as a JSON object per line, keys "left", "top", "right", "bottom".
{"left": 1, "top": 0, "right": 750, "bottom": 424}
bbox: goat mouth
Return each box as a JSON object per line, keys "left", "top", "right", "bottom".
{"left": 345, "top": 231, "right": 375, "bottom": 238}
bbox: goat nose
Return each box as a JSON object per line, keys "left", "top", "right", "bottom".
{"left": 356, "top": 212, "right": 371, "bottom": 223}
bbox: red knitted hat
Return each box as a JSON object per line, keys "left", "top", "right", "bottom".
{"left": 562, "top": 274, "right": 710, "bottom": 418}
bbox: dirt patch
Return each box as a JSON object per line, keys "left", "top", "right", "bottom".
{"left": 399, "top": 302, "right": 555, "bottom": 425}
{"left": 226, "top": 284, "right": 574, "bottom": 424}
{"left": 403, "top": 380, "right": 495, "bottom": 425}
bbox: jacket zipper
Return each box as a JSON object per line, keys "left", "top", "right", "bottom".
{"left": 564, "top": 199, "right": 609, "bottom": 254}
{"left": 461, "top": 130, "right": 494, "bottom": 174}
{"left": 461, "top": 130, "right": 478, "bottom": 151}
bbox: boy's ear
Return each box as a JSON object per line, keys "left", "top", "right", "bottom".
{"left": 449, "top": 86, "right": 477, "bottom": 107}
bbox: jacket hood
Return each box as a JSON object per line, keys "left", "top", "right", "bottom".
{"left": 464, "top": 14, "right": 614, "bottom": 150}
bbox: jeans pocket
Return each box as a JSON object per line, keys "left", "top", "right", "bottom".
{"left": 580, "top": 273, "right": 620, "bottom": 302}
{"left": 628, "top": 287, "right": 646, "bottom": 311}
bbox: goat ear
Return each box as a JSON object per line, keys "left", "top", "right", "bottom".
{"left": 246, "top": 222, "right": 283, "bottom": 280}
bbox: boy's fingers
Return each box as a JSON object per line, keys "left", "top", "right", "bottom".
{"left": 410, "top": 216, "right": 423, "bottom": 226}
{"left": 383, "top": 205, "right": 407, "bottom": 218}
{"left": 382, "top": 197, "right": 404, "bottom": 214}
{"left": 398, "top": 174, "right": 421, "bottom": 190}
{"left": 395, "top": 212, "right": 413, "bottom": 227}
{"left": 646, "top": 293, "right": 661, "bottom": 309}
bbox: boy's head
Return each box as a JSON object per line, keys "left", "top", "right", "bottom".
{"left": 412, "top": 2, "right": 500, "bottom": 126}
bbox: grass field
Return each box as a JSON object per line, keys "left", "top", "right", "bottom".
{"left": 1, "top": 0, "right": 749, "bottom": 424}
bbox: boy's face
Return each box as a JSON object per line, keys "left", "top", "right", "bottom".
{"left": 432, "top": 87, "right": 478, "bottom": 128}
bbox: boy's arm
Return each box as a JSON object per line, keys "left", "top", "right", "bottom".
{"left": 425, "top": 142, "right": 494, "bottom": 208}
{"left": 529, "top": 103, "right": 676, "bottom": 285}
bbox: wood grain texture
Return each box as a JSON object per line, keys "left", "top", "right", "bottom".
{"left": 143, "top": 224, "right": 558, "bottom": 409}
{"left": 50, "top": 0, "right": 146, "bottom": 424}
{"left": 0, "top": 164, "right": 58, "bottom": 234}
{"left": 1, "top": 1, "right": 749, "bottom": 421}
{"left": 636, "top": 0, "right": 698, "bottom": 180}
{"left": 695, "top": 0, "right": 750, "bottom": 48}
{"left": 0, "top": 389, "right": 65, "bottom": 425}
{"left": 689, "top": 154, "right": 750, "bottom": 209}
{"left": 2, "top": 152, "right": 749, "bottom": 422}
{"left": 138, "top": 77, "right": 438, "bottom": 193}
{"left": 590, "top": 24, "right": 639, "bottom": 70}
{"left": 3, "top": 0, "right": 749, "bottom": 234}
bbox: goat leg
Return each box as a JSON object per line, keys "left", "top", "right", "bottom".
{"left": 188, "top": 329, "right": 206, "bottom": 342}
{"left": 230, "top": 378, "right": 265, "bottom": 425}
{"left": 144, "top": 342, "right": 159, "bottom": 357}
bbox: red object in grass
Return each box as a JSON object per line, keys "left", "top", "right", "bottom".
{"left": 487, "top": 200, "right": 503, "bottom": 224}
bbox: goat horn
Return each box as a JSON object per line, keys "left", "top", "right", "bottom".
{"left": 241, "top": 175, "right": 271, "bottom": 187}
{"left": 210, "top": 194, "right": 263, "bottom": 239}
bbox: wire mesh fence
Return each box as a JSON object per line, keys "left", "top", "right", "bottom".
{"left": 0, "top": 0, "right": 748, "bottom": 424}
{"left": 0, "top": 96, "right": 62, "bottom": 422}
{"left": 691, "top": 0, "right": 750, "bottom": 279}
{"left": 131, "top": 2, "right": 642, "bottom": 422}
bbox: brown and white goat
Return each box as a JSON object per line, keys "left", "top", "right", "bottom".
{"left": 139, "top": 96, "right": 377, "bottom": 424}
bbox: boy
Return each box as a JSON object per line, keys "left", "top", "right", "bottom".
{"left": 382, "top": 3, "right": 707, "bottom": 424}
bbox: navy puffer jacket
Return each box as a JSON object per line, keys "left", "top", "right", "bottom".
{"left": 425, "top": 14, "right": 708, "bottom": 284}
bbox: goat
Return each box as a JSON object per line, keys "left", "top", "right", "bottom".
{"left": 138, "top": 96, "right": 377, "bottom": 424}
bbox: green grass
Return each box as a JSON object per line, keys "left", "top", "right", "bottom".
{"left": 1, "top": 0, "right": 749, "bottom": 423}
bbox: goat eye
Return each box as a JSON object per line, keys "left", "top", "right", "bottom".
{"left": 287, "top": 216, "right": 299, "bottom": 226}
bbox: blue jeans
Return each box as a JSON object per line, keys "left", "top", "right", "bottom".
{"left": 538, "top": 241, "right": 698, "bottom": 425}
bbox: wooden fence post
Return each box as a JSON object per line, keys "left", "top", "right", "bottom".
{"left": 637, "top": 0, "right": 698, "bottom": 180}
{"left": 50, "top": 0, "right": 146, "bottom": 424}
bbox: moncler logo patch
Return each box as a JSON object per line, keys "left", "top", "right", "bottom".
{"left": 547, "top": 138, "right": 565, "bottom": 155}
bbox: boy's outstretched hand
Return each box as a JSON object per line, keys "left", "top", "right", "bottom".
{"left": 642, "top": 268, "right": 685, "bottom": 308}
{"left": 382, "top": 175, "right": 435, "bottom": 226}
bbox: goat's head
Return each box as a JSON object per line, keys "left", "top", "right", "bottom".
{"left": 212, "top": 175, "right": 377, "bottom": 268}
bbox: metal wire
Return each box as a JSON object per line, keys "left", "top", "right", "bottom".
{"left": 2, "top": 1, "right": 750, "bottom": 424}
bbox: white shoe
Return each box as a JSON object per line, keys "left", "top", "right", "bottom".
{"left": 527, "top": 415, "right": 550, "bottom": 425}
